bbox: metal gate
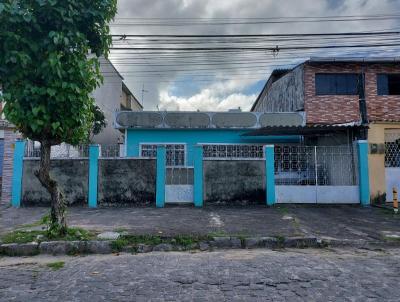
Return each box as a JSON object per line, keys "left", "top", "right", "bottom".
{"left": 165, "top": 167, "right": 194, "bottom": 203}
{"left": 275, "top": 145, "right": 359, "bottom": 203}
{"left": 385, "top": 130, "right": 400, "bottom": 201}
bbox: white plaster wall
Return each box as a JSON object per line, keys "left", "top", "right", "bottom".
{"left": 91, "top": 58, "right": 123, "bottom": 144}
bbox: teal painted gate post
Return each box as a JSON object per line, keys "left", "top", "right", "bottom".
{"left": 11, "top": 140, "right": 25, "bottom": 207}
{"left": 156, "top": 145, "right": 166, "bottom": 208}
{"left": 193, "top": 145, "right": 203, "bottom": 207}
{"left": 264, "top": 145, "right": 276, "bottom": 206}
{"left": 88, "top": 145, "right": 99, "bottom": 208}
{"left": 357, "top": 140, "right": 370, "bottom": 206}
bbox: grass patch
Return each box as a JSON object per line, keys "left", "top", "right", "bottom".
{"left": 275, "top": 235, "right": 286, "bottom": 247}
{"left": 16, "top": 214, "right": 50, "bottom": 230}
{"left": 1, "top": 227, "right": 95, "bottom": 244}
{"left": 277, "top": 206, "right": 289, "bottom": 215}
{"left": 1, "top": 230, "right": 45, "bottom": 244}
{"left": 47, "top": 261, "right": 65, "bottom": 271}
{"left": 113, "top": 227, "right": 128, "bottom": 233}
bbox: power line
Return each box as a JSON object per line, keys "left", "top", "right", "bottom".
{"left": 111, "top": 30, "right": 400, "bottom": 38}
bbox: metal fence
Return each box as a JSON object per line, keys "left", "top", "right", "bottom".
{"left": 24, "top": 141, "right": 89, "bottom": 158}
{"left": 99, "top": 144, "right": 121, "bottom": 158}
{"left": 24, "top": 141, "right": 125, "bottom": 159}
{"left": 166, "top": 167, "right": 194, "bottom": 185}
{"left": 274, "top": 145, "right": 358, "bottom": 186}
{"left": 140, "top": 144, "right": 186, "bottom": 166}
{"left": 202, "top": 144, "right": 264, "bottom": 160}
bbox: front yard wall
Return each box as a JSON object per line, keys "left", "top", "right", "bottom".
{"left": 21, "top": 159, "right": 88, "bottom": 206}
{"left": 97, "top": 159, "right": 156, "bottom": 206}
{"left": 203, "top": 160, "right": 265, "bottom": 204}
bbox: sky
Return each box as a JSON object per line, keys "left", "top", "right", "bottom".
{"left": 110, "top": 0, "right": 400, "bottom": 111}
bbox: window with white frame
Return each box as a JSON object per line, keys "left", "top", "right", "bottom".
{"left": 202, "top": 144, "right": 264, "bottom": 159}
{"left": 140, "top": 144, "right": 186, "bottom": 166}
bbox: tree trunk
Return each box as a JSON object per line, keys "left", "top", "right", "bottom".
{"left": 34, "top": 140, "right": 67, "bottom": 236}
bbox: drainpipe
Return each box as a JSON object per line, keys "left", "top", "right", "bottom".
{"left": 358, "top": 71, "right": 368, "bottom": 140}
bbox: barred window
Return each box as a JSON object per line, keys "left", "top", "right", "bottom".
{"left": 202, "top": 144, "right": 264, "bottom": 159}
{"left": 140, "top": 144, "right": 186, "bottom": 166}
{"left": 385, "top": 132, "right": 400, "bottom": 167}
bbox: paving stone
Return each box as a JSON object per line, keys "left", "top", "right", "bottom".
{"left": 153, "top": 243, "right": 173, "bottom": 252}
{"left": 39, "top": 241, "right": 86, "bottom": 255}
{"left": 0, "top": 242, "right": 39, "bottom": 256}
{"left": 199, "top": 242, "right": 210, "bottom": 251}
{"left": 85, "top": 240, "right": 112, "bottom": 254}
{"left": 284, "top": 237, "right": 318, "bottom": 248}
{"left": 136, "top": 244, "right": 153, "bottom": 253}
{"left": 244, "top": 237, "right": 264, "bottom": 248}
{"left": 211, "top": 237, "right": 242, "bottom": 248}
{"left": 97, "top": 232, "right": 121, "bottom": 240}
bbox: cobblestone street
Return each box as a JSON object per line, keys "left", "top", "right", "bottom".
{"left": 1, "top": 247, "right": 400, "bottom": 301}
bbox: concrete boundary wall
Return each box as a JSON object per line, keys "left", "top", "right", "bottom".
{"left": 98, "top": 158, "right": 156, "bottom": 206}
{"left": 203, "top": 160, "right": 265, "bottom": 204}
{"left": 21, "top": 159, "right": 89, "bottom": 206}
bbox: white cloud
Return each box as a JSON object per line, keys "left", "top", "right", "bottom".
{"left": 159, "top": 76, "right": 259, "bottom": 111}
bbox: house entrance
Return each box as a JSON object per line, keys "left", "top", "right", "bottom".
{"left": 384, "top": 130, "right": 400, "bottom": 201}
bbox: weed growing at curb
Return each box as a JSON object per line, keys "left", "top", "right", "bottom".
{"left": 47, "top": 261, "right": 65, "bottom": 270}
{"left": 110, "top": 234, "right": 210, "bottom": 252}
{"left": 275, "top": 235, "right": 286, "bottom": 248}
{"left": 1, "top": 227, "right": 95, "bottom": 244}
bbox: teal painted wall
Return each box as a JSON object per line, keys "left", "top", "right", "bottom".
{"left": 126, "top": 129, "right": 299, "bottom": 165}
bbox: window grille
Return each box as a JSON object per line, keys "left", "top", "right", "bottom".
{"left": 140, "top": 144, "right": 186, "bottom": 166}
{"left": 385, "top": 132, "right": 400, "bottom": 167}
{"left": 202, "top": 144, "right": 264, "bottom": 159}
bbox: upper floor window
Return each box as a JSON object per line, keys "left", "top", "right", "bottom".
{"left": 315, "top": 73, "right": 359, "bottom": 95}
{"left": 377, "top": 74, "right": 400, "bottom": 95}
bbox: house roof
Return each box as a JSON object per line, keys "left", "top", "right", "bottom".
{"left": 114, "top": 111, "right": 305, "bottom": 130}
{"left": 308, "top": 57, "right": 400, "bottom": 64}
{"left": 250, "top": 56, "right": 400, "bottom": 112}
{"left": 242, "top": 123, "right": 367, "bottom": 136}
{"left": 250, "top": 68, "right": 292, "bottom": 111}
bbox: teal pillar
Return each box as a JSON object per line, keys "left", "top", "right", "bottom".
{"left": 11, "top": 140, "right": 26, "bottom": 207}
{"left": 193, "top": 145, "right": 203, "bottom": 207}
{"left": 357, "top": 140, "right": 370, "bottom": 206}
{"left": 88, "top": 145, "right": 99, "bottom": 208}
{"left": 265, "top": 145, "right": 276, "bottom": 206}
{"left": 156, "top": 145, "right": 166, "bottom": 208}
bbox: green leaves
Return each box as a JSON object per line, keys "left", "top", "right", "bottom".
{"left": 0, "top": 0, "right": 116, "bottom": 143}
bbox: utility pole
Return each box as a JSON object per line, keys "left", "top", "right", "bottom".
{"left": 141, "top": 84, "right": 148, "bottom": 107}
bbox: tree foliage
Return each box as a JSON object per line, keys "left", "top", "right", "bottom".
{"left": 0, "top": 0, "right": 117, "bottom": 145}
{"left": 0, "top": 0, "right": 117, "bottom": 235}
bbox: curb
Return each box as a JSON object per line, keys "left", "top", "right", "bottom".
{"left": 1, "top": 236, "right": 399, "bottom": 257}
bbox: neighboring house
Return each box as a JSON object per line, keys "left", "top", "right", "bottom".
{"left": 251, "top": 57, "right": 400, "bottom": 203}
{"left": 92, "top": 57, "right": 142, "bottom": 145}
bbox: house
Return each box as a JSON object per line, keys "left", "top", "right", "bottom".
{"left": 92, "top": 57, "right": 142, "bottom": 145}
{"left": 251, "top": 57, "right": 400, "bottom": 203}
{"left": 113, "top": 109, "right": 366, "bottom": 205}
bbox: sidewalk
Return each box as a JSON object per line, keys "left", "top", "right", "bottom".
{"left": 1, "top": 205, "right": 400, "bottom": 243}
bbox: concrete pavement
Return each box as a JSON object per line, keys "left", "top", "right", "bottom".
{"left": 1, "top": 205, "right": 400, "bottom": 244}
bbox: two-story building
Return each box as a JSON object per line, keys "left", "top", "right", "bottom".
{"left": 251, "top": 57, "right": 400, "bottom": 203}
